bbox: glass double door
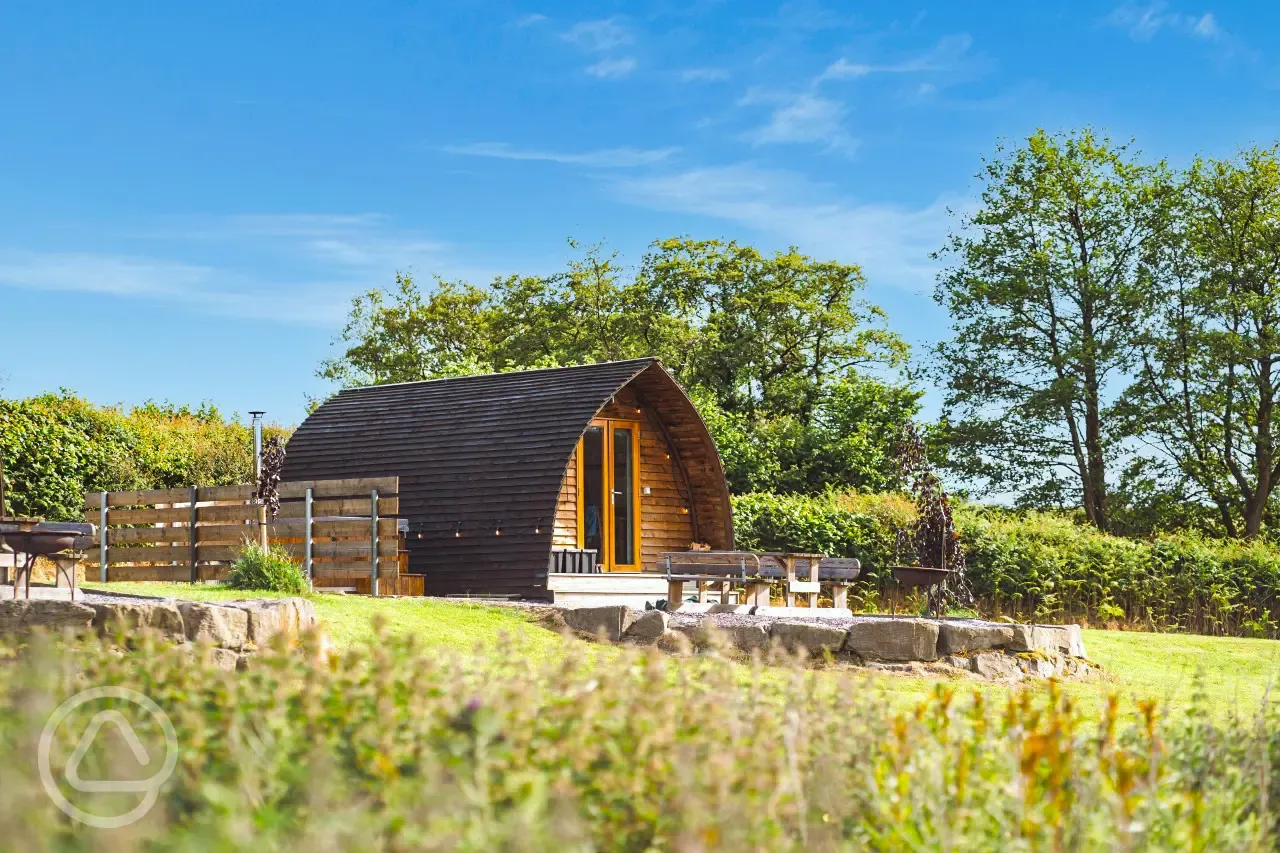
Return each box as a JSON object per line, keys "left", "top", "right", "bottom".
{"left": 577, "top": 419, "right": 641, "bottom": 572}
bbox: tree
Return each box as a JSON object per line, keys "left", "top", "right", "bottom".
{"left": 318, "top": 273, "right": 493, "bottom": 386}
{"left": 635, "top": 238, "right": 907, "bottom": 421}
{"left": 696, "top": 375, "right": 922, "bottom": 494}
{"left": 933, "top": 129, "right": 1176, "bottom": 530}
{"left": 319, "top": 238, "right": 918, "bottom": 495}
{"left": 488, "top": 241, "right": 641, "bottom": 369}
{"left": 1123, "top": 145, "right": 1280, "bottom": 537}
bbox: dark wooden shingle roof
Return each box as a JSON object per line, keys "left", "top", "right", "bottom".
{"left": 282, "top": 358, "right": 726, "bottom": 598}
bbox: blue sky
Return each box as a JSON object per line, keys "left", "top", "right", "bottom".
{"left": 3, "top": 0, "right": 1278, "bottom": 425}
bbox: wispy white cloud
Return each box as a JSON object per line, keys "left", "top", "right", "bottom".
{"left": 585, "top": 57, "right": 637, "bottom": 79}
{"left": 753, "top": 0, "right": 862, "bottom": 33}
{"left": 0, "top": 250, "right": 353, "bottom": 325}
{"left": 511, "top": 13, "right": 547, "bottom": 28}
{"left": 817, "top": 34, "right": 978, "bottom": 82}
{"left": 443, "top": 141, "right": 677, "bottom": 168}
{"left": 680, "top": 67, "right": 730, "bottom": 82}
{"left": 164, "top": 214, "right": 450, "bottom": 273}
{"left": 560, "top": 17, "right": 637, "bottom": 79}
{"left": 1104, "top": 2, "right": 1222, "bottom": 41}
{"left": 739, "top": 90, "right": 857, "bottom": 154}
{"left": 561, "top": 18, "right": 631, "bottom": 52}
{"left": 614, "top": 163, "right": 961, "bottom": 290}
{"left": 0, "top": 215, "right": 476, "bottom": 326}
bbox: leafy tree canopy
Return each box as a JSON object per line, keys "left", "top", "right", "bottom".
{"left": 1121, "top": 145, "right": 1280, "bottom": 537}
{"left": 319, "top": 237, "right": 919, "bottom": 495}
{"left": 933, "top": 129, "right": 1177, "bottom": 530}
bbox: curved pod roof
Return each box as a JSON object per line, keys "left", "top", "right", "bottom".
{"left": 281, "top": 358, "right": 733, "bottom": 598}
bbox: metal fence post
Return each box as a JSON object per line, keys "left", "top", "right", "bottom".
{"left": 99, "top": 491, "right": 108, "bottom": 583}
{"left": 304, "top": 487, "right": 314, "bottom": 588}
{"left": 370, "top": 488, "right": 379, "bottom": 597}
{"left": 188, "top": 486, "right": 199, "bottom": 583}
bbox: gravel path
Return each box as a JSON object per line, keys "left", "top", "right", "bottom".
{"left": 669, "top": 612, "right": 859, "bottom": 631}
{"left": 78, "top": 589, "right": 168, "bottom": 605}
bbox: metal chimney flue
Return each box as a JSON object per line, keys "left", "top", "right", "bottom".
{"left": 249, "top": 411, "right": 265, "bottom": 482}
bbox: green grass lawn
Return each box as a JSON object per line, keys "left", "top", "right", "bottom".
{"left": 85, "top": 582, "right": 1280, "bottom": 719}
{"left": 85, "top": 582, "right": 575, "bottom": 663}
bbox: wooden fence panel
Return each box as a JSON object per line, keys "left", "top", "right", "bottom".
{"left": 278, "top": 477, "right": 399, "bottom": 499}
{"left": 82, "top": 477, "right": 405, "bottom": 594}
{"left": 101, "top": 507, "right": 189, "bottom": 526}
{"left": 110, "top": 527, "right": 195, "bottom": 545}
{"left": 107, "top": 546, "right": 191, "bottom": 564}
{"left": 275, "top": 497, "right": 399, "bottom": 518}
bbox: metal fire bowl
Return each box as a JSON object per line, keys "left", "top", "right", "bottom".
{"left": 891, "top": 566, "right": 955, "bottom": 589}
{"left": 0, "top": 521, "right": 94, "bottom": 556}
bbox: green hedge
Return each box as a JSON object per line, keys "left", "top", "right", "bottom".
{"left": 733, "top": 492, "right": 1280, "bottom": 636}
{"left": 0, "top": 394, "right": 287, "bottom": 521}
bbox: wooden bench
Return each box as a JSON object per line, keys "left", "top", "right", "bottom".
{"left": 758, "top": 555, "right": 862, "bottom": 609}
{"left": 663, "top": 551, "right": 772, "bottom": 608}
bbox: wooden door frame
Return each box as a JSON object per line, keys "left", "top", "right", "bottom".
{"left": 575, "top": 417, "right": 643, "bottom": 571}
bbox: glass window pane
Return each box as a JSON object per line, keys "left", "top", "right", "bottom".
{"left": 612, "top": 428, "right": 635, "bottom": 566}
{"left": 582, "top": 427, "right": 605, "bottom": 563}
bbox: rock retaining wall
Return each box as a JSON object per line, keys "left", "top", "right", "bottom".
{"left": 0, "top": 597, "right": 318, "bottom": 671}
{"left": 557, "top": 604, "right": 1093, "bottom": 682}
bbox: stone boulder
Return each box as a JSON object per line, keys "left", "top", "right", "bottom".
{"left": 1006, "top": 624, "right": 1035, "bottom": 652}
{"left": 177, "top": 601, "right": 249, "bottom": 649}
{"left": 0, "top": 600, "right": 95, "bottom": 634}
{"left": 225, "top": 598, "right": 317, "bottom": 645}
{"left": 178, "top": 643, "right": 240, "bottom": 671}
{"left": 656, "top": 629, "right": 694, "bottom": 655}
{"left": 669, "top": 621, "right": 704, "bottom": 647}
{"left": 88, "top": 601, "right": 186, "bottom": 643}
{"left": 560, "top": 605, "right": 640, "bottom": 642}
{"left": 693, "top": 620, "right": 771, "bottom": 654}
{"left": 1018, "top": 655, "right": 1062, "bottom": 678}
{"left": 721, "top": 623, "right": 770, "bottom": 654}
{"left": 622, "top": 609, "right": 669, "bottom": 643}
{"left": 209, "top": 647, "right": 240, "bottom": 671}
{"left": 771, "top": 620, "right": 847, "bottom": 654}
{"left": 937, "top": 621, "right": 1016, "bottom": 655}
{"left": 844, "top": 618, "right": 940, "bottom": 661}
{"left": 1030, "top": 625, "right": 1087, "bottom": 658}
{"left": 971, "top": 652, "right": 1023, "bottom": 680}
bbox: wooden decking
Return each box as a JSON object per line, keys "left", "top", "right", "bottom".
{"left": 547, "top": 572, "right": 670, "bottom": 608}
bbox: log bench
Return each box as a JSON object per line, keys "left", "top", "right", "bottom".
{"left": 663, "top": 551, "right": 771, "bottom": 607}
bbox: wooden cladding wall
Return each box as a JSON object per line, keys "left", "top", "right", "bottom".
{"left": 83, "top": 477, "right": 401, "bottom": 591}
{"left": 624, "top": 368, "right": 733, "bottom": 553}
{"left": 554, "top": 448, "right": 578, "bottom": 549}
{"left": 554, "top": 387, "right": 697, "bottom": 571}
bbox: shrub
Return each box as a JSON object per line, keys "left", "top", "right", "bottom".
{"left": 0, "top": 393, "right": 289, "bottom": 521}
{"left": 733, "top": 491, "right": 1280, "bottom": 636}
{"left": 7, "top": 627, "right": 1278, "bottom": 850}
{"left": 226, "top": 540, "right": 308, "bottom": 594}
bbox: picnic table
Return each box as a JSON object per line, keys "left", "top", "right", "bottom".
{"left": 663, "top": 550, "right": 860, "bottom": 610}
{"left": 758, "top": 552, "right": 831, "bottom": 609}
